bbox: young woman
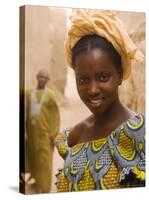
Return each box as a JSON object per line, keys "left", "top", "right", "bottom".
{"left": 55, "top": 9, "right": 145, "bottom": 192}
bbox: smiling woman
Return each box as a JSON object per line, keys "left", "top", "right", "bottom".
{"left": 55, "top": 9, "right": 145, "bottom": 192}
{"left": 73, "top": 36, "right": 123, "bottom": 121}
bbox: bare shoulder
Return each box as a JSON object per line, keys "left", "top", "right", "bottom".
{"left": 68, "top": 116, "right": 92, "bottom": 147}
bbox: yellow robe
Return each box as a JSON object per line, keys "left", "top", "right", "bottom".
{"left": 26, "top": 88, "right": 60, "bottom": 193}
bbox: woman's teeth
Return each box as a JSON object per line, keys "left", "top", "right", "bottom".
{"left": 89, "top": 99, "right": 102, "bottom": 104}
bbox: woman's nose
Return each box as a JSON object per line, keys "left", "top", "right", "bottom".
{"left": 88, "top": 80, "right": 100, "bottom": 96}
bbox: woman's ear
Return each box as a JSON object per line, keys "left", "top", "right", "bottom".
{"left": 118, "top": 69, "right": 123, "bottom": 85}
{"left": 118, "top": 78, "right": 122, "bottom": 85}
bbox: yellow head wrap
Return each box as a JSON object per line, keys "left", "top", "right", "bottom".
{"left": 65, "top": 9, "right": 144, "bottom": 80}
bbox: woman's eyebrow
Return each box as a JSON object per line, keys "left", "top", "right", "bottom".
{"left": 75, "top": 72, "right": 84, "bottom": 76}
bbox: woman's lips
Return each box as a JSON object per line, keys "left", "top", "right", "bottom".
{"left": 87, "top": 98, "right": 104, "bottom": 107}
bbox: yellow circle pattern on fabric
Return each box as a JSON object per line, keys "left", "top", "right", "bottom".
{"left": 127, "top": 118, "right": 144, "bottom": 130}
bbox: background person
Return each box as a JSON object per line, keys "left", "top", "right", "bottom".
{"left": 26, "top": 68, "right": 60, "bottom": 193}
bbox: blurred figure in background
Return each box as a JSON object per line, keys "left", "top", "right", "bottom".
{"left": 25, "top": 68, "right": 60, "bottom": 193}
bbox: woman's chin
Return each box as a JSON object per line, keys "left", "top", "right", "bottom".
{"left": 88, "top": 105, "right": 105, "bottom": 115}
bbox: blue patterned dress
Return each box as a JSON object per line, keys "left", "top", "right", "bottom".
{"left": 55, "top": 113, "right": 145, "bottom": 192}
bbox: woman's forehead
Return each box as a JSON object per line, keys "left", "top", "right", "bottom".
{"left": 75, "top": 49, "right": 113, "bottom": 64}
{"left": 75, "top": 49, "right": 116, "bottom": 73}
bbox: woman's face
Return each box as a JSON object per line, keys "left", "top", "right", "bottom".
{"left": 74, "top": 49, "right": 121, "bottom": 115}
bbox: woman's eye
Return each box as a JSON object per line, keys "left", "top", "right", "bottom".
{"left": 77, "top": 77, "right": 89, "bottom": 84}
{"left": 97, "top": 74, "right": 110, "bottom": 82}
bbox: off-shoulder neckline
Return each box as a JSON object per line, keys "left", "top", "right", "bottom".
{"left": 65, "top": 113, "right": 143, "bottom": 149}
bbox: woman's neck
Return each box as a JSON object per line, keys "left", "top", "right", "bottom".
{"left": 94, "top": 98, "right": 127, "bottom": 124}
